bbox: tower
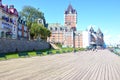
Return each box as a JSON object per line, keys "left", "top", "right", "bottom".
{"left": 64, "top": 4, "right": 77, "bottom": 31}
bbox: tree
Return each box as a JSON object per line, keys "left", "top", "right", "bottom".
{"left": 30, "top": 22, "right": 51, "bottom": 41}
{"left": 19, "top": 6, "right": 46, "bottom": 39}
{"left": 40, "top": 27, "right": 51, "bottom": 41}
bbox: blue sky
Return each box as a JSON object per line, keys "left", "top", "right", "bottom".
{"left": 2, "top": 0, "right": 120, "bottom": 45}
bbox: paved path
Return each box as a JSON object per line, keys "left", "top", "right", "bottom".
{"left": 0, "top": 49, "right": 120, "bottom": 80}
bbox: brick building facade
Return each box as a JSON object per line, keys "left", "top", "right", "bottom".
{"left": 48, "top": 4, "right": 83, "bottom": 48}
{"left": 64, "top": 4, "right": 77, "bottom": 31}
{"left": 48, "top": 4, "right": 105, "bottom": 49}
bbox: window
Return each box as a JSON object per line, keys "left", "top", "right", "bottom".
{"left": 50, "top": 27, "right": 53, "bottom": 31}
{"left": 60, "top": 27, "right": 62, "bottom": 31}
{"left": 55, "top": 27, "right": 57, "bottom": 31}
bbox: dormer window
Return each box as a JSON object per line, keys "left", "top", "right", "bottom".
{"left": 60, "top": 27, "right": 62, "bottom": 31}
{"left": 55, "top": 27, "right": 57, "bottom": 31}
{"left": 50, "top": 27, "right": 53, "bottom": 31}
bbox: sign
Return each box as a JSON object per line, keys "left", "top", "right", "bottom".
{"left": 2, "top": 22, "right": 12, "bottom": 30}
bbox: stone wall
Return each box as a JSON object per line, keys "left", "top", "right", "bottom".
{"left": 0, "top": 39, "right": 50, "bottom": 53}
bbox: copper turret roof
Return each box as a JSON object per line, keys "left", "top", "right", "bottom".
{"left": 97, "top": 28, "right": 103, "bottom": 37}
{"left": 65, "top": 4, "right": 77, "bottom": 14}
{"left": 97, "top": 28, "right": 102, "bottom": 34}
{"left": 89, "top": 27, "right": 94, "bottom": 33}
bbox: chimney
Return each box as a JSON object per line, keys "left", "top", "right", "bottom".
{"left": 10, "top": 5, "right": 14, "bottom": 8}
{"left": 5, "top": 5, "right": 8, "bottom": 8}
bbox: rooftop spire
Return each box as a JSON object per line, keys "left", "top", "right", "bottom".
{"left": 65, "top": 3, "right": 77, "bottom": 14}
{"left": 89, "top": 26, "right": 94, "bottom": 32}
{"left": 67, "top": 4, "right": 73, "bottom": 11}
{"left": 97, "top": 28, "right": 102, "bottom": 34}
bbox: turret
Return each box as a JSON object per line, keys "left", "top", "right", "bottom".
{"left": 89, "top": 27, "right": 94, "bottom": 33}
{"left": 64, "top": 4, "right": 77, "bottom": 31}
{"left": 97, "top": 28, "right": 103, "bottom": 38}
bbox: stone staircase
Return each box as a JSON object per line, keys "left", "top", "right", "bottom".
{"left": 50, "top": 43, "right": 61, "bottom": 50}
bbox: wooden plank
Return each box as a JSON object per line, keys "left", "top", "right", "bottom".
{"left": 0, "top": 50, "right": 120, "bottom": 80}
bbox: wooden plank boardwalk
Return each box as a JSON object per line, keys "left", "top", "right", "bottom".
{"left": 0, "top": 49, "right": 120, "bottom": 80}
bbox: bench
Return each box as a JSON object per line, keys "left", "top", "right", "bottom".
{"left": 0, "top": 53, "right": 6, "bottom": 59}
{"left": 18, "top": 52, "right": 29, "bottom": 57}
{"left": 36, "top": 52, "right": 42, "bottom": 55}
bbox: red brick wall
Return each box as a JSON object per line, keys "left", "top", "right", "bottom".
{"left": 64, "top": 14, "right": 76, "bottom": 28}
{"left": 48, "top": 31, "right": 83, "bottom": 48}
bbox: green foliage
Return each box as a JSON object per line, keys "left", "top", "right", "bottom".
{"left": 56, "top": 43, "right": 62, "bottom": 48}
{"left": 30, "top": 23, "right": 51, "bottom": 40}
{"left": 79, "top": 48, "right": 85, "bottom": 51}
{"left": 6, "top": 54, "right": 19, "bottom": 59}
{"left": 19, "top": 6, "right": 44, "bottom": 24}
{"left": 30, "top": 23, "right": 42, "bottom": 39}
{"left": 39, "top": 26, "right": 49, "bottom": 40}
{"left": 0, "top": 47, "right": 86, "bottom": 61}
{"left": 51, "top": 50, "right": 56, "bottom": 54}
{"left": 28, "top": 52, "right": 36, "bottom": 56}
{"left": 56, "top": 50, "right": 61, "bottom": 54}
{"left": 0, "top": 58, "right": 6, "bottom": 60}
{"left": 19, "top": 6, "right": 51, "bottom": 40}
{"left": 42, "top": 52, "right": 47, "bottom": 56}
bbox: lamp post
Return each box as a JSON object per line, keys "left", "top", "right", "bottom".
{"left": 58, "top": 29, "right": 59, "bottom": 44}
{"left": 73, "top": 31, "right": 75, "bottom": 52}
{"left": 78, "top": 33, "right": 80, "bottom": 48}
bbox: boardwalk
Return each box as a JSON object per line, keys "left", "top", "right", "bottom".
{"left": 0, "top": 49, "right": 120, "bottom": 80}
